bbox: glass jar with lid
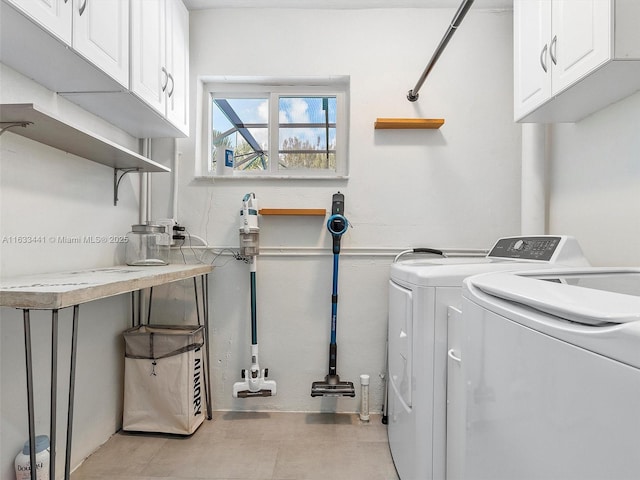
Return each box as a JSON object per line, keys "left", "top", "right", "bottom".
{"left": 125, "top": 224, "right": 169, "bottom": 266}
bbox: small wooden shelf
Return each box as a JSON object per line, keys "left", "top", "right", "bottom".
{"left": 374, "top": 118, "right": 445, "bottom": 129}
{"left": 259, "top": 208, "right": 326, "bottom": 216}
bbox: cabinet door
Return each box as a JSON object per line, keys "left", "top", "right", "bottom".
{"left": 131, "top": 0, "right": 166, "bottom": 116}
{"left": 73, "top": 0, "right": 130, "bottom": 88}
{"left": 513, "top": 0, "right": 552, "bottom": 121}
{"left": 165, "top": 0, "right": 189, "bottom": 135}
{"left": 551, "top": 0, "right": 612, "bottom": 94}
{"left": 5, "top": 0, "right": 72, "bottom": 44}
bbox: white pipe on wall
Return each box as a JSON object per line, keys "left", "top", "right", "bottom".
{"left": 139, "top": 175, "right": 147, "bottom": 224}
{"left": 139, "top": 139, "right": 149, "bottom": 224}
{"left": 146, "top": 172, "right": 152, "bottom": 222}
{"left": 172, "top": 142, "right": 180, "bottom": 221}
{"left": 521, "top": 123, "right": 547, "bottom": 234}
{"left": 171, "top": 245, "right": 489, "bottom": 257}
{"left": 139, "top": 139, "right": 153, "bottom": 223}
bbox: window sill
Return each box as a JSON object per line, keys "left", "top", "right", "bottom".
{"left": 193, "top": 175, "right": 349, "bottom": 181}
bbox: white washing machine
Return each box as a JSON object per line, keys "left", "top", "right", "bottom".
{"left": 461, "top": 267, "right": 640, "bottom": 480}
{"left": 387, "top": 236, "right": 589, "bottom": 480}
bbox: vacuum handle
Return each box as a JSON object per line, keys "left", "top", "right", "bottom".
{"left": 331, "top": 192, "right": 345, "bottom": 216}
{"left": 333, "top": 234, "right": 341, "bottom": 254}
{"left": 329, "top": 216, "right": 347, "bottom": 254}
{"left": 329, "top": 343, "right": 337, "bottom": 376}
{"left": 328, "top": 192, "right": 348, "bottom": 255}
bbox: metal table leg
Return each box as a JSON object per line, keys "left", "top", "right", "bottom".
{"left": 193, "top": 274, "right": 213, "bottom": 420}
{"left": 22, "top": 309, "right": 37, "bottom": 480}
{"left": 137, "top": 289, "right": 142, "bottom": 326}
{"left": 130, "top": 291, "right": 136, "bottom": 328}
{"left": 193, "top": 277, "right": 201, "bottom": 325}
{"left": 193, "top": 275, "right": 211, "bottom": 418}
{"left": 203, "top": 274, "right": 213, "bottom": 420}
{"left": 146, "top": 287, "right": 154, "bottom": 325}
{"left": 64, "top": 305, "right": 79, "bottom": 480}
{"left": 50, "top": 309, "right": 59, "bottom": 480}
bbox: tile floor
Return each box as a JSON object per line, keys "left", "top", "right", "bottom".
{"left": 71, "top": 412, "right": 400, "bottom": 480}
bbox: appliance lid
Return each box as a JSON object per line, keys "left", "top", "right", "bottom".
{"left": 469, "top": 268, "right": 640, "bottom": 326}
{"left": 536, "top": 272, "right": 640, "bottom": 296}
{"left": 390, "top": 258, "right": 518, "bottom": 287}
{"left": 389, "top": 259, "right": 573, "bottom": 288}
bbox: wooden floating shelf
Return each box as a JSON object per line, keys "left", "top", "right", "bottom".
{"left": 259, "top": 208, "right": 326, "bottom": 216}
{"left": 374, "top": 118, "right": 445, "bottom": 129}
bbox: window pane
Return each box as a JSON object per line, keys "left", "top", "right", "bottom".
{"left": 278, "top": 96, "right": 336, "bottom": 171}
{"left": 211, "top": 97, "right": 269, "bottom": 172}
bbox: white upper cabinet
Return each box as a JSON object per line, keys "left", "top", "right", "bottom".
{"left": 550, "top": 0, "right": 610, "bottom": 93}
{"left": 131, "top": 0, "right": 189, "bottom": 136}
{"left": 73, "top": 0, "right": 130, "bottom": 88}
{"left": 514, "top": 0, "right": 640, "bottom": 123}
{"left": 131, "top": 0, "right": 166, "bottom": 115}
{"left": 1, "top": 0, "right": 189, "bottom": 137}
{"left": 4, "top": 0, "right": 128, "bottom": 88}
{"left": 514, "top": 0, "right": 552, "bottom": 118}
{"left": 165, "top": 0, "right": 189, "bottom": 134}
{"left": 5, "top": 0, "right": 72, "bottom": 44}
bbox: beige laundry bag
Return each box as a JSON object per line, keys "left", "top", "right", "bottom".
{"left": 123, "top": 325, "right": 206, "bottom": 435}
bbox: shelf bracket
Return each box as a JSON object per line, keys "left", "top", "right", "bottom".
{"left": 113, "top": 168, "right": 139, "bottom": 206}
{"left": 0, "top": 121, "right": 33, "bottom": 137}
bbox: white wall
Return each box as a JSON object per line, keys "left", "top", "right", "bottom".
{"left": 150, "top": 7, "right": 520, "bottom": 414}
{"left": 1, "top": 5, "right": 520, "bottom": 477}
{"left": 547, "top": 91, "right": 640, "bottom": 266}
{"left": 2, "top": 4, "right": 638, "bottom": 477}
{"left": 0, "top": 64, "right": 141, "bottom": 479}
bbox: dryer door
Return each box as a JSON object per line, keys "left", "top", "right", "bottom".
{"left": 388, "top": 280, "right": 413, "bottom": 408}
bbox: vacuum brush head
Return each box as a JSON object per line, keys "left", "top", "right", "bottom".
{"left": 232, "top": 367, "right": 277, "bottom": 399}
{"left": 236, "top": 389, "right": 273, "bottom": 398}
{"left": 311, "top": 375, "right": 356, "bottom": 397}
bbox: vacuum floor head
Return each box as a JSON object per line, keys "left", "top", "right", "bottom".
{"left": 311, "top": 375, "right": 356, "bottom": 397}
{"left": 236, "top": 388, "right": 274, "bottom": 398}
{"left": 233, "top": 369, "right": 277, "bottom": 398}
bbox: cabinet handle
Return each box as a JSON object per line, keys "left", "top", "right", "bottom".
{"left": 79, "top": 0, "right": 87, "bottom": 16}
{"left": 448, "top": 349, "right": 462, "bottom": 365}
{"left": 550, "top": 35, "right": 558, "bottom": 65}
{"left": 540, "top": 44, "right": 548, "bottom": 73}
{"left": 161, "top": 67, "right": 169, "bottom": 92}
{"left": 167, "top": 73, "right": 175, "bottom": 98}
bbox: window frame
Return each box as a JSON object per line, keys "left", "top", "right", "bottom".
{"left": 197, "top": 77, "right": 349, "bottom": 179}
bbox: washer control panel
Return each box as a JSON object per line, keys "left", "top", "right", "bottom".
{"left": 488, "top": 236, "right": 562, "bottom": 261}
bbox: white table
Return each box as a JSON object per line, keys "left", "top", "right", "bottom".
{"left": 0, "top": 264, "right": 214, "bottom": 480}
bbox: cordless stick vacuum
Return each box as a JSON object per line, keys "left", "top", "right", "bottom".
{"left": 311, "top": 192, "right": 356, "bottom": 397}
{"left": 233, "top": 193, "right": 277, "bottom": 398}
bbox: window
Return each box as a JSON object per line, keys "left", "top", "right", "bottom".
{"left": 199, "top": 77, "right": 349, "bottom": 178}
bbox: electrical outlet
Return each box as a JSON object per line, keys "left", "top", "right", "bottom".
{"left": 156, "top": 218, "right": 177, "bottom": 246}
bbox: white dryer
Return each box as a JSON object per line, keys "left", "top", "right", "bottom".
{"left": 461, "top": 267, "right": 640, "bottom": 479}
{"left": 387, "top": 236, "right": 589, "bottom": 480}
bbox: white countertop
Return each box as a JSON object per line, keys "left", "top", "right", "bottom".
{"left": 0, "top": 264, "right": 214, "bottom": 310}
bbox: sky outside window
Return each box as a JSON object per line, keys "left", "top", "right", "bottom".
{"left": 211, "top": 95, "right": 337, "bottom": 172}
{"left": 211, "top": 97, "right": 269, "bottom": 171}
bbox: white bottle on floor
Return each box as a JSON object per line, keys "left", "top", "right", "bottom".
{"left": 15, "top": 435, "right": 49, "bottom": 480}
